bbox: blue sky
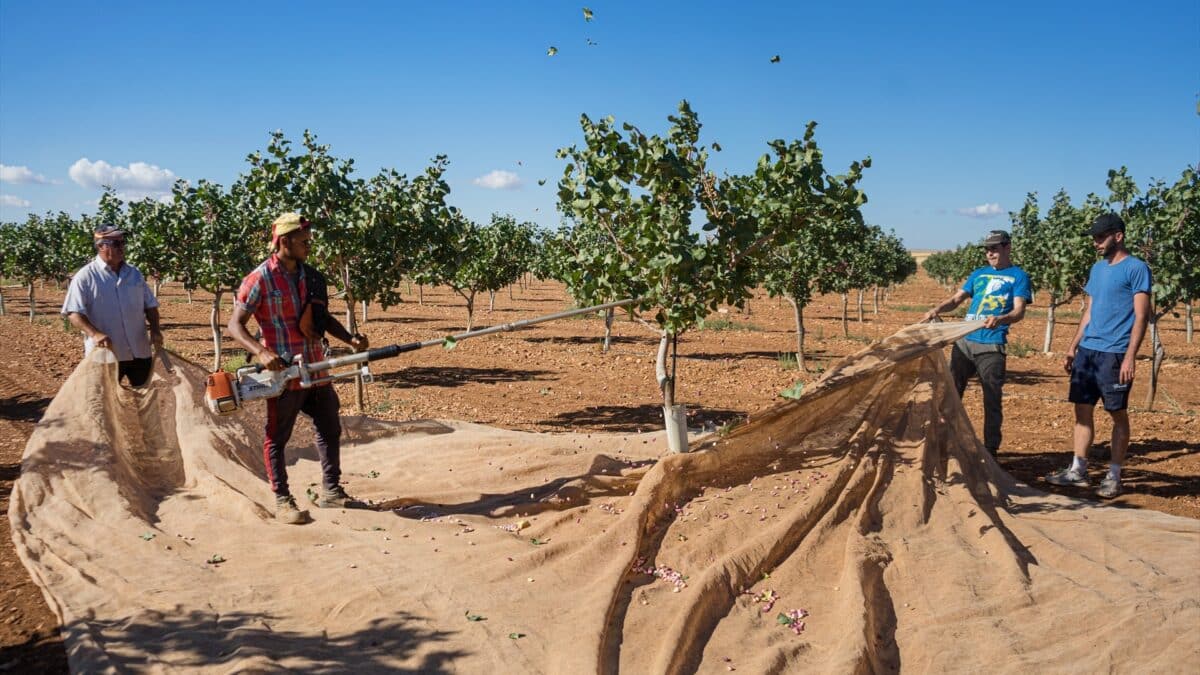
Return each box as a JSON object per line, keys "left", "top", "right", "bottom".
{"left": 1, "top": 1, "right": 1196, "bottom": 249}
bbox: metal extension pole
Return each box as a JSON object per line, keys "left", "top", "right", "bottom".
{"left": 304, "top": 298, "right": 639, "bottom": 371}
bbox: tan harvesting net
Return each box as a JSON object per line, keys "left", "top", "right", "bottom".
{"left": 10, "top": 322, "right": 1200, "bottom": 673}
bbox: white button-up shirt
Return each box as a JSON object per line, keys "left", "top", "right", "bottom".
{"left": 61, "top": 257, "right": 159, "bottom": 361}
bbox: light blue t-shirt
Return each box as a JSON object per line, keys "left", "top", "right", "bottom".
{"left": 960, "top": 265, "right": 1032, "bottom": 345}
{"left": 1080, "top": 256, "right": 1152, "bottom": 354}
{"left": 61, "top": 257, "right": 159, "bottom": 361}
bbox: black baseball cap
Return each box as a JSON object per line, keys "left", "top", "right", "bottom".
{"left": 1089, "top": 213, "right": 1125, "bottom": 236}
{"left": 981, "top": 230, "right": 1011, "bottom": 247}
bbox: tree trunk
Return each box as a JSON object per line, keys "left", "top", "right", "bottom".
{"left": 0, "top": 288, "right": 6, "bottom": 316}
{"left": 856, "top": 289, "right": 864, "bottom": 323}
{"left": 741, "top": 299, "right": 751, "bottom": 316}
{"left": 27, "top": 282, "right": 35, "bottom": 322}
{"left": 153, "top": 278, "right": 161, "bottom": 297}
{"left": 785, "top": 296, "right": 807, "bottom": 372}
{"left": 361, "top": 300, "right": 368, "bottom": 324}
{"left": 872, "top": 287, "right": 880, "bottom": 315}
{"left": 465, "top": 293, "right": 476, "bottom": 331}
{"left": 1043, "top": 298, "right": 1058, "bottom": 354}
{"left": 1187, "top": 303, "right": 1194, "bottom": 344}
{"left": 341, "top": 266, "right": 364, "bottom": 412}
{"left": 1144, "top": 319, "right": 1165, "bottom": 411}
{"left": 656, "top": 332, "right": 674, "bottom": 408}
{"left": 210, "top": 291, "right": 223, "bottom": 372}
{"left": 508, "top": 284, "right": 514, "bottom": 300}
{"left": 840, "top": 293, "right": 849, "bottom": 337}
{"left": 186, "top": 288, "right": 193, "bottom": 304}
{"left": 405, "top": 279, "right": 412, "bottom": 295}
{"left": 418, "top": 285, "right": 424, "bottom": 305}
{"left": 489, "top": 291, "right": 496, "bottom": 312}
{"left": 602, "top": 306, "right": 615, "bottom": 352}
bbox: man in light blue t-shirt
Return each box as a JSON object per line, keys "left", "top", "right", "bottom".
{"left": 924, "top": 230, "right": 1031, "bottom": 455}
{"left": 1046, "top": 213, "right": 1150, "bottom": 499}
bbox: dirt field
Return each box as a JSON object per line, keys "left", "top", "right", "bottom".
{"left": 2, "top": 269, "right": 1197, "bottom": 671}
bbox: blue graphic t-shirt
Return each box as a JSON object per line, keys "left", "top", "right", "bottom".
{"left": 960, "top": 265, "right": 1032, "bottom": 344}
{"left": 1080, "top": 256, "right": 1152, "bottom": 354}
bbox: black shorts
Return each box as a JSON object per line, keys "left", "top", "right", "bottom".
{"left": 118, "top": 357, "right": 154, "bottom": 388}
{"left": 1068, "top": 346, "right": 1130, "bottom": 411}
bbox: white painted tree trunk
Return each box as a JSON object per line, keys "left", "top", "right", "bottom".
{"left": 656, "top": 332, "right": 687, "bottom": 452}
{"left": 1042, "top": 298, "right": 1058, "bottom": 353}
{"left": 602, "top": 307, "right": 615, "bottom": 352}
{"left": 786, "top": 296, "right": 807, "bottom": 372}
{"left": 1187, "top": 303, "right": 1194, "bottom": 344}
{"left": 27, "top": 282, "right": 35, "bottom": 322}
{"left": 210, "top": 292, "right": 224, "bottom": 372}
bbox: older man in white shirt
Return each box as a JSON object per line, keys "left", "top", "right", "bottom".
{"left": 62, "top": 223, "right": 163, "bottom": 386}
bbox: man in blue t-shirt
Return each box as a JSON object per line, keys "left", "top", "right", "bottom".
{"left": 924, "top": 230, "right": 1032, "bottom": 455}
{"left": 1046, "top": 213, "right": 1151, "bottom": 499}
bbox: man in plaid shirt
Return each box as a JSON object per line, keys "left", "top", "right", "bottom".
{"left": 227, "top": 213, "right": 370, "bottom": 524}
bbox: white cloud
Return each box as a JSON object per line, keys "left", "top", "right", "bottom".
{"left": 0, "top": 164, "right": 55, "bottom": 185}
{"left": 956, "top": 202, "right": 1003, "bottom": 218}
{"left": 472, "top": 169, "right": 522, "bottom": 190}
{"left": 0, "top": 194, "right": 32, "bottom": 207}
{"left": 68, "top": 158, "right": 178, "bottom": 200}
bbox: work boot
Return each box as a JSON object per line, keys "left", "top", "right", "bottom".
{"left": 317, "top": 485, "right": 359, "bottom": 509}
{"left": 275, "top": 494, "right": 307, "bottom": 524}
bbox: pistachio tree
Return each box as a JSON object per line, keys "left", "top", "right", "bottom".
{"left": 1010, "top": 190, "right": 1094, "bottom": 352}
{"left": 556, "top": 101, "right": 867, "bottom": 442}
{"left": 1123, "top": 166, "right": 1199, "bottom": 408}
{"left": 922, "top": 243, "right": 985, "bottom": 288}
{"left": 418, "top": 213, "right": 531, "bottom": 330}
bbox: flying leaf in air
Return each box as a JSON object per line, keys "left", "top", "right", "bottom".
{"left": 770, "top": 55, "right": 781, "bottom": 63}
{"left": 586, "top": 38, "right": 598, "bottom": 47}
{"left": 583, "top": 7, "right": 593, "bottom": 22}
{"left": 443, "top": 335, "right": 458, "bottom": 350}
{"left": 547, "top": 46, "right": 558, "bottom": 56}
{"left": 537, "top": 179, "right": 547, "bottom": 186}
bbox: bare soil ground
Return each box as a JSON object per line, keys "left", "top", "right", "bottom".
{"left": 2, "top": 270, "right": 1197, "bottom": 671}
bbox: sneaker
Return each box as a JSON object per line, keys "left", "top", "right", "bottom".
{"left": 275, "top": 494, "right": 307, "bottom": 524}
{"left": 1045, "top": 467, "right": 1089, "bottom": 488}
{"left": 317, "top": 485, "right": 359, "bottom": 509}
{"left": 1096, "top": 476, "right": 1122, "bottom": 499}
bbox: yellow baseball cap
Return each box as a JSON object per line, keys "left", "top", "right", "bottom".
{"left": 271, "top": 212, "right": 310, "bottom": 249}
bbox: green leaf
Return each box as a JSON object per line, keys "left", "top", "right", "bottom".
{"left": 443, "top": 335, "right": 458, "bottom": 350}
{"left": 547, "top": 46, "right": 558, "bottom": 56}
{"left": 530, "top": 537, "right": 548, "bottom": 546}
{"left": 466, "top": 611, "right": 487, "bottom": 622}
{"left": 770, "top": 55, "right": 781, "bottom": 63}
{"left": 140, "top": 532, "right": 155, "bottom": 541}
{"left": 367, "top": 470, "right": 380, "bottom": 479}
{"left": 509, "top": 632, "right": 526, "bottom": 639}
{"left": 777, "top": 612, "right": 792, "bottom": 625}
{"left": 582, "top": 7, "right": 593, "bottom": 21}
{"left": 780, "top": 382, "right": 804, "bottom": 400}
{"left": 206, "top": 554, "right": 226, "bottom": 565}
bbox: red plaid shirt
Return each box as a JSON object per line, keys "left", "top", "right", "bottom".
{"left": 235, "top": 254, "right": 327, "bottom": 388}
